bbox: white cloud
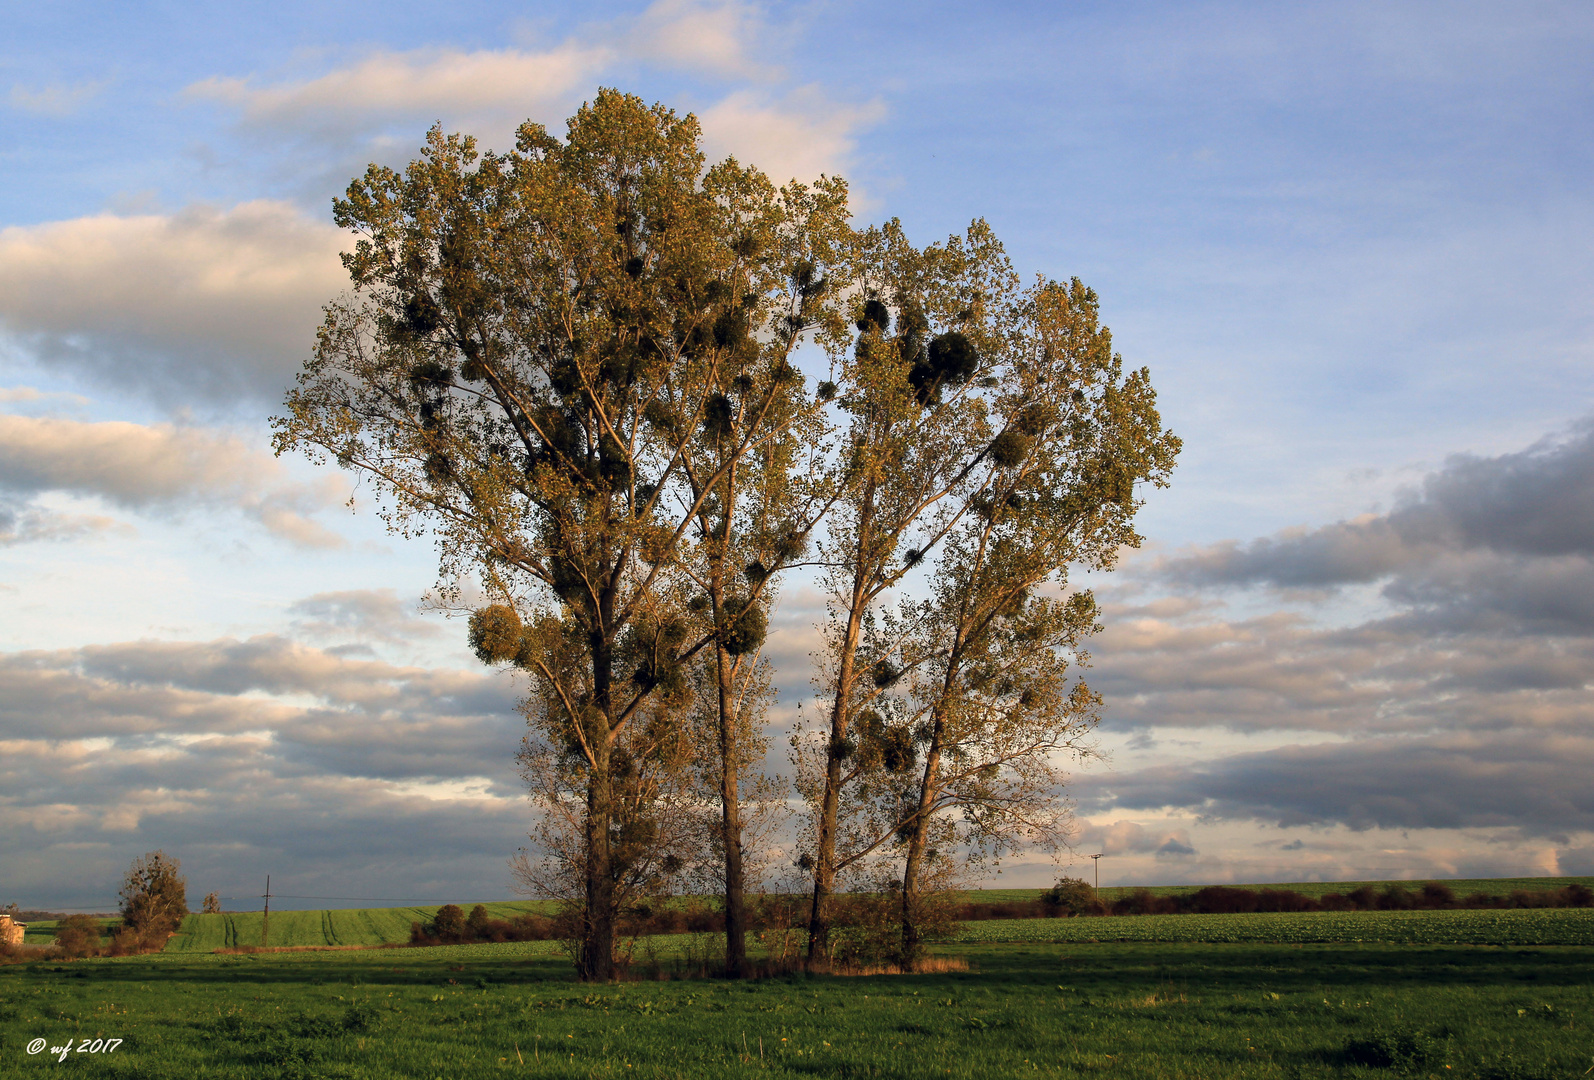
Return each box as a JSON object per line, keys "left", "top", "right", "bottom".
{"left": 0, "top": 414, "right": 345, "bottom": 547}
{"left": 0, "top": 201, "right": 346, "bottom": 405}
{"left": 621, "top": 0, "right": 771, "bottom": 80}
{"left": 186, "top": 44, "right": 609, "bottom": 139}
{"left": 182, "top": 0, "right": 878, "bottom": 186}
{"left": 8, "top": 79, "right": 106, "bottom": 118}
{"left": 697, "top": 87, "right": 886, "bottom": 185}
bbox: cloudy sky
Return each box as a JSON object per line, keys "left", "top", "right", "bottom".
{"left": 4, "top": 0, "right": 1592, "bottom": 910}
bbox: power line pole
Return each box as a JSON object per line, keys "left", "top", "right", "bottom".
{"left": 1089, "top": 853, "right": 1105, "bottom": 891}
{"left": 261, "top": 876, "right": 271, "bottom": 948}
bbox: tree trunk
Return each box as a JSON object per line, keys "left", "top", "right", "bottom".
{"left": 716, "top": 645, "right": 748, "bottom": 977}
{"left": 580, "top": 596, "right": 618, "bottom": 982}
{"left": 808, "top": 492, "right": 876, "bottom": 965}
{"left": 580, "top": 737, "right": 616, "bottom": 981}
{"left": 807, "top": 592, "right": 865, "bottom": 963}
{"left": 899, "top": 717, "right": 944, "bottom": 972}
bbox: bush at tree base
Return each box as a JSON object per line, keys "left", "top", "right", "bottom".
{"left": 52, "top": 915, "right": 108, "bottom": 958}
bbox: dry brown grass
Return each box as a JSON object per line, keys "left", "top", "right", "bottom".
{"left": 825, "top": 956, "right": 971, "bottom": 977}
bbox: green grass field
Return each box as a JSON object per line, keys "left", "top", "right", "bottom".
{"left": 2, "top": 931, "right": 1590, "bottom": 1078}
{"left": 160, "top": 901, "right": 553, "bottom": 953}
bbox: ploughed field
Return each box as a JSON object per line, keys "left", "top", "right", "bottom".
{"left": 2, "top": 934, "right": 1590, "bottom": 1078}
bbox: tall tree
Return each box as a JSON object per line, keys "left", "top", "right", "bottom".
{"left": 274, "top": 90, "right": 850, "bottom": 980}
{"left": 883, "top": 277, "right": 1180, "bottom": 968}
{"left": 663, "top": 166, "right": 849, "bottom": 975}
{"left": 801, "top": 218, "right": 1021, "bottom": 961}
{"left": 119, "top": 850, "right": 188, "bottom": 940}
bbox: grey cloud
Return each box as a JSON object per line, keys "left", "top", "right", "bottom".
{"left": 0, "top": 414, "right": 345, "bottom": 547}
{"left": 0, "top": 201, "right": 345, "bottom": 408}
{"left": 1, "top": 637, "right": 521, "bottom": 769}
{"left": 1071, "top": 818, "right": 1196, "bottom": 858}
{"left": 0, "top": 630, "right": 536, "bottom": 907}
{"left": 1163, "top": 420, "right": 1594, "bottom": 589}
{"left": 1077, "top": 731, "right": 1594, "bottom": 835}
{"left": 1090, "top": 609, "right": 1594, "bottom": 736}
{"left": 0, "top": 497, "right": 126, "bottom": 546}
{"left": 289, "top": 589, "right": 444, "bottom": 644}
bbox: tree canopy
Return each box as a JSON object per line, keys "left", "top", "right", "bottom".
{"left": 275, "top": 88, "right": 1178, "bottom": 980}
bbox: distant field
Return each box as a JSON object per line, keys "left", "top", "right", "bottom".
{"left": 961, "top": 874, "right": 1594, "bottom": 904}
{"left": 20, "top": 876, "right": 1589, "bottom": 951}
{"left": 163, "top": 900, "right": 552, "bottom": 953}
{"left": 153, "top": 899, "right": 1594, "bottom": 954}
{"left": 952, "top": 907, "right": 1594, "bottom": 946}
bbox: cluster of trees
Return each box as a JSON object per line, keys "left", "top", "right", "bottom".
{"left": 18, "top": 851, "right": 195, "bottom": 961}
{"left": 275, "top": 89, "right": 1178, "bottom": 980}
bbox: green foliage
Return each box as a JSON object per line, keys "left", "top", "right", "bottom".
{"left": 1040, "top": 877, "right": 1103, "bottom": 917}
{"left": 1342, "top": 1025, "right": 1448, "bottom": 1074}
{"left": 467, "top": 604, "right": 522, "bottom": 664}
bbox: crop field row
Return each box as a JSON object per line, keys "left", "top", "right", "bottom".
{"left": 161, "top": 901, "right": 550, "bottom": 953}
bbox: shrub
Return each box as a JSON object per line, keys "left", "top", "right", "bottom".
{"left": 1040, "top": 878, "right": 1103, "bottom": 917}
{"left": 1345, "top": 886, "right": 1379, "bottom": 910}
{"left": 202, "top": 892, "right": 222, "bottom": 914}
{"left": 52, "top": 914, "right": 107, "bottom": 958}
{"left": 410, "top": 905, "right": 561, "bottom": 946}
{"left": 1111, "top": 888, "right": 1177, "bottom": 916}
{"left": 1420, "top": 882, "right": 1457, "bottom": 908}
{"left": 1379, "top": 885, "right": 1417, "bottom": 910}
{"left": 432, "top": 904, "right": 467, "bottom": 941}
{"left": 1188, "top": 886, "right": 1258, "bottom": 914}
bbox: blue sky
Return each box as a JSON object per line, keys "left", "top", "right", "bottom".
{"left": 3, "top": 0, "right": 1592, "bottom": 910}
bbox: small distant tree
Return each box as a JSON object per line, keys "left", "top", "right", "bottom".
{"left": 119, "top": 851, "right": 188, "bottom": 939}
{"left": 201, "top": 892, "right": 222, "bottom": 914}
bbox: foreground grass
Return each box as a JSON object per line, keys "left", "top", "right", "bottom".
{"left": 2, "top": 937, "right": 1590, "bottom": 1078}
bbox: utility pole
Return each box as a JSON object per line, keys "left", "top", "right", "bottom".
{"left": 261, "top": 876, "right": 271, "bottom": 948}
{"left": 1089, "top": 853, "right": 1105, "bottom": 891}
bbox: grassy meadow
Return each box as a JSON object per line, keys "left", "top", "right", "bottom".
{"left": 3, "top": 933, "right": 1591, "bottom": 1078}
{"left": 7, "top": 881, "right": 1592, "bottom": 1077}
